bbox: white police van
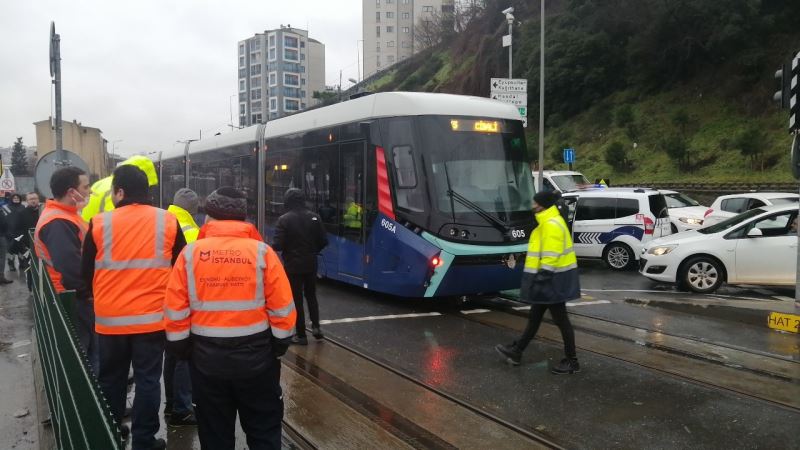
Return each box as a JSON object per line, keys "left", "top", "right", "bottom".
{"left": 561, "top": 188, "right": 673, "bottom": 270}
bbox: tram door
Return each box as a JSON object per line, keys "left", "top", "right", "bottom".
{"left": 338, "top": 142, "right": 366, "bottom": 279}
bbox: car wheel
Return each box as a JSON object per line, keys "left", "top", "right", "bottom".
{"left": 603, "top": 243, "right": 634, "bottom": 271}
{"left": 681, "top": 256, "right": 724, "bottom": 293}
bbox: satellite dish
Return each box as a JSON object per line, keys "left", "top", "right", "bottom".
{"left": 34, "top": 150, "right": 89, "bottom": 198}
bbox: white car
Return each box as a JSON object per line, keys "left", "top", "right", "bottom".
{"left": 702, "top": 192, "right": 798, "bottom": 226}
{"left": 660, "top": 190, "right": 707, "bottom": 232}
{"left": 533, "top": 170, "right": 591, "bottom": 192}
{"left": 640, "top": 204, "right": 798, "bottom": 293}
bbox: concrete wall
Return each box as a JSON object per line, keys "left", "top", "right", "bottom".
{"left": 33, "top": 119, "right": 109, "bottom": 179}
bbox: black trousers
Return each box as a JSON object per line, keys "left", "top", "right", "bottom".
{"left": 98, "top": 331, "right": 164, "bottom": 450}
{"left": 288, "top": 272, "right": 320, "bottom": 338}
{"left": 516, "top": 303, "right": 577, "bottom": 359}
{"left": 191, "top": 361, "right": 283, "bottom": 450}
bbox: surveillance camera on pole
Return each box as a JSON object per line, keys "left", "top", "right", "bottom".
{"left": 501, "top": 7, "right": 514, "bottom": 78}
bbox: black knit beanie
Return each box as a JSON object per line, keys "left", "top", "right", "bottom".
{"left": 533, "top": 191, "right": 560, "bottom": 209}
{"left": 205, "top": 187, "right": 247, "bottom": 221}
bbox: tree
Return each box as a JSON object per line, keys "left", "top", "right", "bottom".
{"left": 662, "top": 134, "right": 689, "bottom": 170}
{"left": 11, "top": 137, "right": 28, "bottom": 175}
{"left": 312, "top": 90, "right": 338, "bottom": 106}
{"left": 615, "top": 105, "right": 634, "bottom": 128}
{"left": 604, "top": 141, "right": 630, "bottom": 172}
{"left": 671, "top": 109, "right": 691, "bottom": 136}
{"left": 734, "top": 126, "right": 766, "bottom": 170}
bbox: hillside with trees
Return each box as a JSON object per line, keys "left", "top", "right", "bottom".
{"left": 365, "top": 0, "right": 800, "bottom": 183}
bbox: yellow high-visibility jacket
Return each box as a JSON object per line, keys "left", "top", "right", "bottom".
{"left": 520, "top": 206, "right": 580, "bottom": 303}
{"left": 82, "top": 156, "right": 158, "bottom": 222}
{"left": 168, "top": 205, "right": 199, "bottom": 244}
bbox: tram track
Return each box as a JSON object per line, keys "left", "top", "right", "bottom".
{"left": 281, "top": 335, "right": 563, "bottom": 450}
{"left": 452, "top": 297, "right": 800, "bottom": 411}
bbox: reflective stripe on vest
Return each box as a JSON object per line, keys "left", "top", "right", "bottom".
{"left": 95, "top": 312, "right": 163, "bottom": 327}
{"left": 95, "top": 209, "right": 171, "bottom": 270}
{"left": 191, "top": 321, "right": 270, "bottom": 338}
{"left": 181, "top": 224, "right": 198, "bottom": 234}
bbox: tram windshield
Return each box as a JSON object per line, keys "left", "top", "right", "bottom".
{"left": 422, "top": 117, "right": 534, "bottom": 224}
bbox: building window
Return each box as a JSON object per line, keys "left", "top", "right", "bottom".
{"left": 284, "top": 87, "right": 302, "bottom": 98}
{"left": 387, "top": 26, "right": 394, "bottom": 33}
{"left": 386, "top": 12, "right": 394, "bottom": 18}
{"left": 239, "top": 44, "right": 245, "bottom": 55}
{"left": 239, "top": 103, "right": 246, "bottom": 115}
{"left": 250, "top": 89, "right": 261, "bottom": 100}
{"left": 402, "top": 27, "right": 410, "bottom": 33}
{"left": 239, "top": 56, "right": 245, "bottom": 67}
{"left": 376, "top": 0, "right": 380, "bottom": 5}
{"left": 402, "top": 0, "right": 409, "bottom": 3}
{"left": 422, "top": 5, "right": 433, "bottom": 12}
{"left": 249, "top": 64, "right": 261, "bottom": 76}
{"left": 269, "top": 34, "right": 275, "bottom": 46}
{"left": 387, "top": 41, "right": 395, "bottom": 47}
{"left": 250, "top": 52, "right": 261, "bottom": 63}
{"left": 284, "top": 48, "right": 299, "bottom": 61}
{"left": 301, "top": 78, "right": 306, "bottom": 85}
{"left": 376, "top": 26, "right": 380, "bottom": 37}
{"left": 269, "top": 97, "right": 277, "bottom": 112}
{"left": 300, "top": 53, "right": 305, "bottom": 60}
{"left": 376, "top": 11, "right": 380, "bottom": 22}
{"left": 386, "top": 0, "right": 393, "bottom": 3}
{"left": 284, "top": 36, "right": 299, "bottom": 48}
{"left": 251, "top": 101, "right": 261, "bottom": 112}
{"left": 239, "top": 80, "right": 245, "bottom": 92}
{"left": 269, "top": 72, "right": 277, "bottom": 86}
{"left": 377, "top": 56, "right": 381, "bottom": 67}
{"left": 268, "top": 48, "right": 276, "bottom": 61}
{"left": 284, "top": 73, "right": 300, "bottom": 86}
{"left": 402, "top": 12, "right": 410, "bottom": 19}
{"left": 251, "top": 76, "right": 261, "bottom": 87}
{"left": 376, "top": 42, "right": 381, "bottom": 52}
{"left": 285, "top": 98, "right": 300, "bottom": 111}
{"left": 252, "top": 114, "right": 260, "bottom": 123}
{"left": 250, "top": 39, "right": 260, "bottom": 50}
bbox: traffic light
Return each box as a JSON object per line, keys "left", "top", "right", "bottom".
{"left": 774, "top": 63, "right": 790, "bottom": 109}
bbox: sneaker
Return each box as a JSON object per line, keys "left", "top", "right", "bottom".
{"left": 551, "top": 358, "right": 580, "bottom": 375}
{"left": 169, "top": 411, "right": 198, "bottom": 426}
{"left": 311, "top": 326, "right": 324, "bottom": 340}
{"left": 495, "top": 343, "right": 521, "bottom": 366}
{"left": 291, "top": 335, "right": 308, "bottom": 346}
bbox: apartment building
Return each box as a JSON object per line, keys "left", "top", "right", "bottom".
{"left": 362, "top": 0, "right": 453, "bottom": 78}
{"left": 238, "top": 26, "right": 325, "bottom": 126}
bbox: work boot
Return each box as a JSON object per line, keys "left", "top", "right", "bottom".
{"left": 551, "top": 358, "right": 581, "bottom": 375}
{"left": 8, "top": 259, "right": 16, "bottom": 271}
{"left": 495, "top": 343, "right": 522, "bottom": 366}
{"left": 0, "top": 278, "right": 13, "bottom": 285}
{"left": 311, "top": 326, "right": 324, "bottom": 340}
{"left": 120, "top": 425, "right": 130, "bottom": 441}
{"left": 291, "top": 335, "right": 308, "bottom": 346}
{"left": 146, "top": 438, "right": 167, "bottom": 450}
{"left": 169, "top": 411, "right": 198, "bottom": 426}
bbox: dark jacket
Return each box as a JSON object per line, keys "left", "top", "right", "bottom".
{"left": 39, "top": 219, "right": 90, "bottom": 299}
{"left": 272, "top": 189, "right": 328, "bottom": 274}
{"left": 13, "top": 205, "right": 39, "bottom": 249}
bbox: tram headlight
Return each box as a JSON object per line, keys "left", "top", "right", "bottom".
{"left": 449, "top": 228, "right": 458, "bottom": 237}
{"left": 460, "top": 230, "right": 468, "bottom": 238}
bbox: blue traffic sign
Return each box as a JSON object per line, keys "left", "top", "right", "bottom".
{"left": 563, "top": 148, "right": 575, "bottom": 164}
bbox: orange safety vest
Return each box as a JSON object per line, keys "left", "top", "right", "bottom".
{"left": 33, "top": 200, "right": 88, "bottom": 293}
{"left": 164, "top": 220, "right": 296, "bottom": 342}
{"left": 91, "top": 204, "right": 178, "bottom": 335}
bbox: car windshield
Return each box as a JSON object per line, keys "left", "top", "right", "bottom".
{"left": 770, "top": 197, "right": 799, "bottom": 205}
{"left": 665, "top": 193, "right": 700, "bottom": 208}
{"left": 551, "top": 174, "right": 590, "bottom": 192}
{"left": 698, "top": 208, "right": 766, "bottom": 234}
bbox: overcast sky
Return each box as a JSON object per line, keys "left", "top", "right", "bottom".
{"left": 0, "top": 0, "right": 363, "bottom": 156}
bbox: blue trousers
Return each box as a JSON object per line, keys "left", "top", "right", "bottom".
{"left": 164, "top": 353, "right": 193, "bottom": 414}
{"left": 98, "top": 331, "right": 164, "bottom": 450}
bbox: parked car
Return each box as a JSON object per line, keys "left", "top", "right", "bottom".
{"left": 660, "top": 190, "right": 708, "bottom": 232}
{"left": 533, "top": 170, "right": 591, "bottom": 192}
{"left": 561, "top": 188, "right": 673, "bottom": 270}
{"left": 702, "top": 192, "right": 798, "bottom": 226}
{"left": 640, "top": 204, "right": 798, "bottom": 293}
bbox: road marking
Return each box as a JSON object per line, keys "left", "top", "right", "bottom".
{"left": 11, "top": 340, "right": 31, "bottom": 349}
{"left": 773, "top": 296, "right": 795, "bottom": 302}
{"left": 512, "top": 300, "right": 611, "bottom": 310}
{"left": 581, "top": 289, "right": 668, "bottom": 294}
{"left": 318, "top": 312, "right": 441, "bottom": 325}
{"left": 461, "top": 309, "right": 491, "bottom": 314}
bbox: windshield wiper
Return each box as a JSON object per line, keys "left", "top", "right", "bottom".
{"left": 447, "top": 189, "right": 511, "bottom": 234}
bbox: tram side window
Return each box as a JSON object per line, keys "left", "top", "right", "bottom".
{"left": 301, "top": 145, "right": 338, "bottom": 231}
{"left": 265, "top": 151, "right": 298, "bottom": 226}
{"left": 391, "top": 146, "right": 423, "bottom": 212}
{"left": 190, "top": 144, "right": 258, "bottom": 223}
{"left": 161, "top": 158, "right": 186, "bottom": 209}
{"left": 340, "top": 142, "right": 365, "bottom": 242}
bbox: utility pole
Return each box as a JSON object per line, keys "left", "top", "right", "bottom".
{"left": 537, "top": 0, "right": 546, "bottom": 192}
{"left": 339, "top": 70, "right": 343, "bottom": 102}
{"left": 507, "top": 15, "right": 513, "bottom": 78}
{"left": 49, "top": 22, "right": 65, "bottom": 164}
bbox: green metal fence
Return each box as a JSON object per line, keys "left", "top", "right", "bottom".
{"left": 29, "top": 234, "right": 123, "bottom": 450}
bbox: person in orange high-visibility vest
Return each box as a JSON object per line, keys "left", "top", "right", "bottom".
{"left": 81, "top": 165, "right": 186, "bottom": 450}
{"left": 164, "top": 187, "right": 296, "bottom": 450}
{"left": 33, "top": 167, "right": 97, "bottom": 370}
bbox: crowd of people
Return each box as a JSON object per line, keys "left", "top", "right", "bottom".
{"left": 0, "top": 191, "right": 41, "bottom": 284}
{"left": 6, "top": 156, "right": 329, "bottom": 450}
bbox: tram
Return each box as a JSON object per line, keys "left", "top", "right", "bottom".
{"left": 152, "top": 92, "right": 535, "bottom": 298}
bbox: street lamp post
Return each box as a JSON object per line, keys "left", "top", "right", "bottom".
{"left": 111, "top": 140, "right": 123, "bottom": 169}
{"left": 538, "top": 0, "right": 546, "bottom": 192}
{"left": 504, "top": 9, "right": 514, "bottom": 78}
{"left": 357, "top": 40, "right": 364, "bottom": 82}
{"left": 229, "top": 94, "right": 238, "bottom": 131}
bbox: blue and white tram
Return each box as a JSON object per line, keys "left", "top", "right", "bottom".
{"left": 153, "top": 92, "right": 535, "bottom": 298}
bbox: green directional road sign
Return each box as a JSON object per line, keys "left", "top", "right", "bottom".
{"left": 518, "top": 107, "right": 527, "bottom": 116}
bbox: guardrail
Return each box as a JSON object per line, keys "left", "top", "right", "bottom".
{"left": 618, "top": 182, "right": 800, "bottom": 193}
{"left": 29, "top": 232, "right": 123, "bottom": 450}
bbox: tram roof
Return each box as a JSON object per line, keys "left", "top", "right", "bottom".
{"left": 157, "top": 92, "right": 521, "bottom": 161}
